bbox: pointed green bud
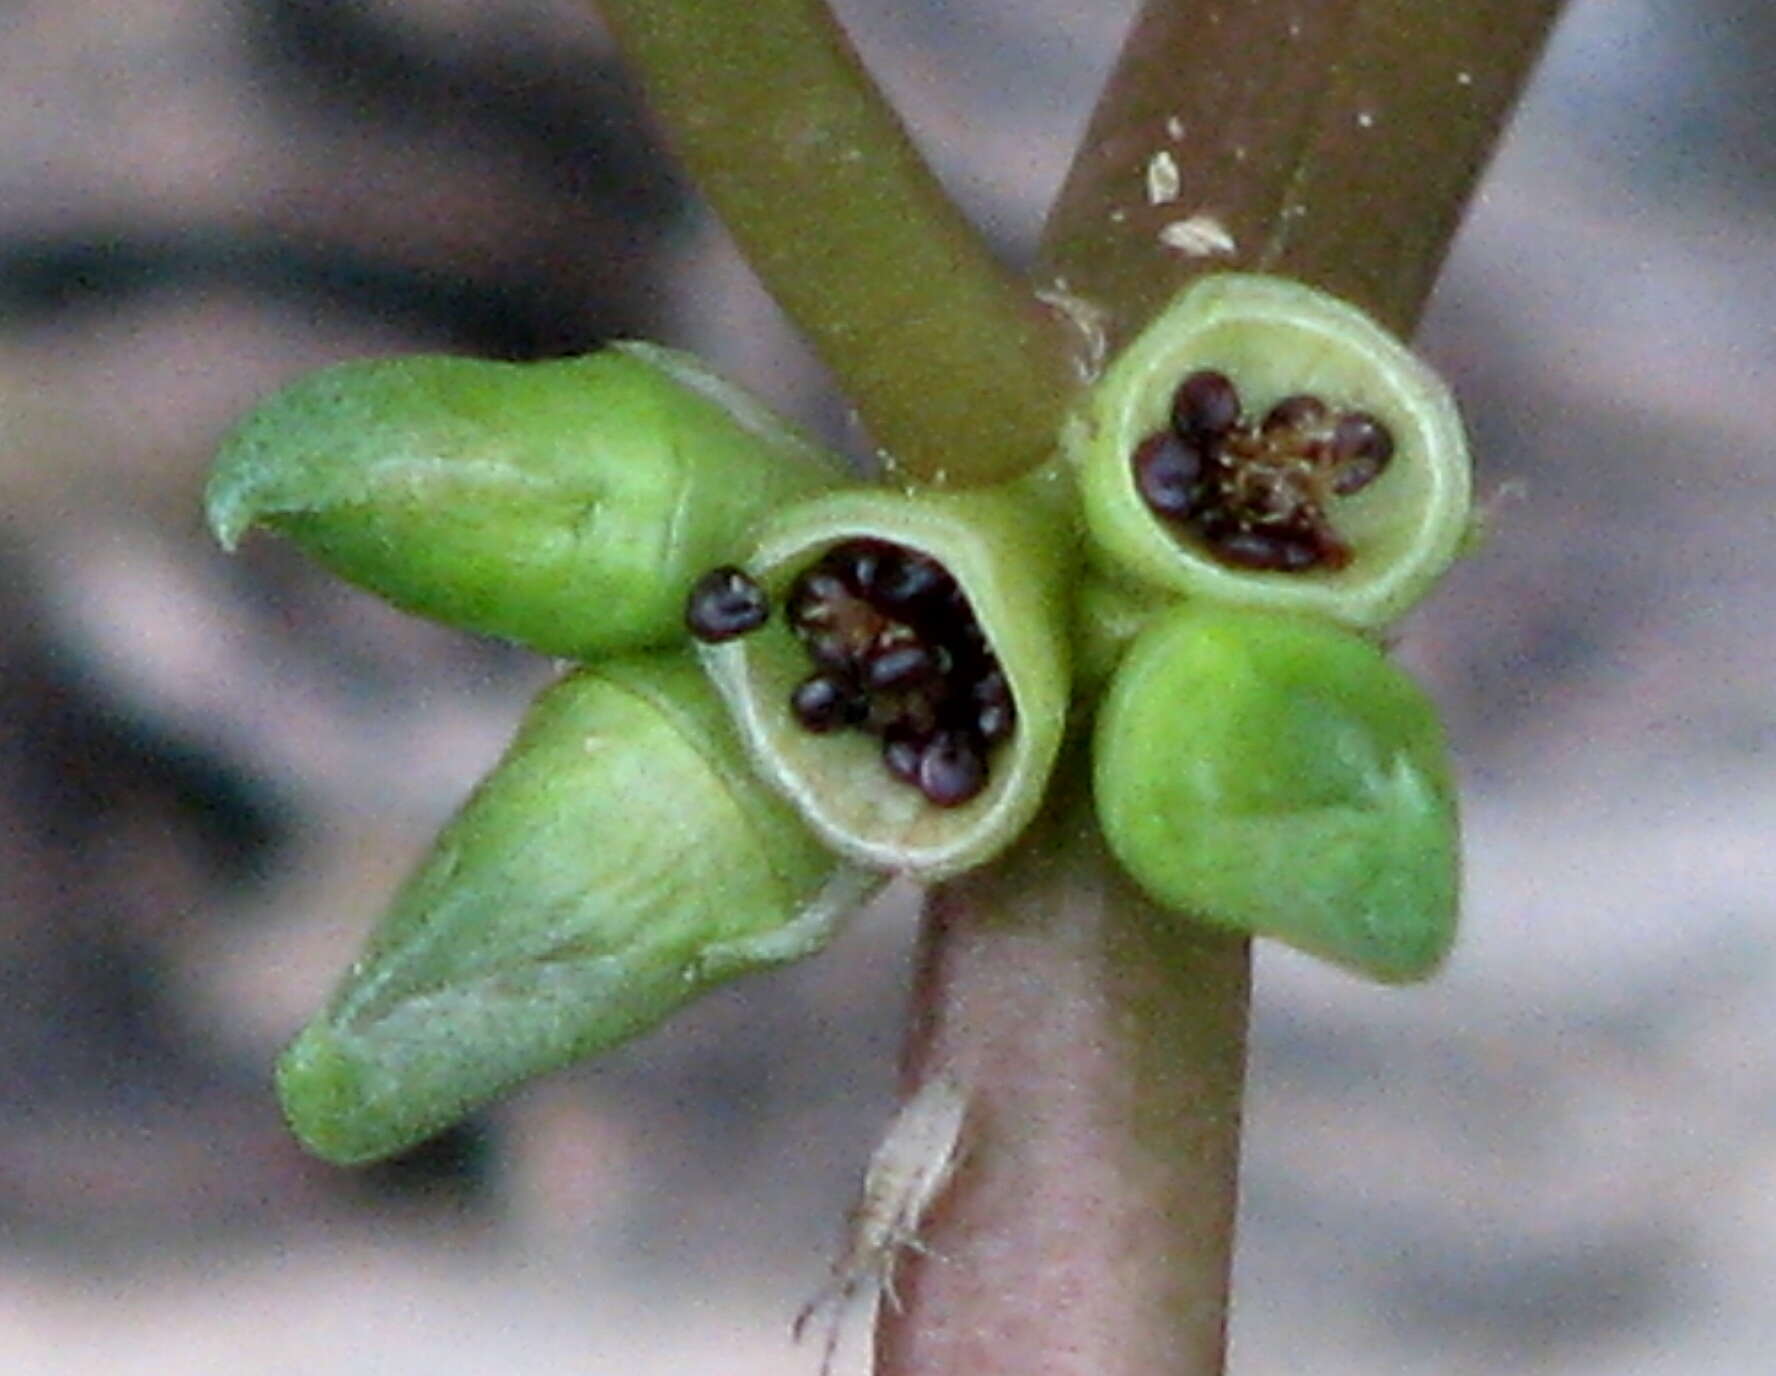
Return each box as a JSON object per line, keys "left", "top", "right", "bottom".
{"left": 696, "top": 477, "right": 1074, "bottom": 880}
{"left": 207, "top": 344, "right": 846, "bottom": 657}
{"left": 1066, "top": 274, "right": 1471, "bottom": 628}
{"left": 277, "top": 654, "right": 874, "bottom": 1165}
{"left": 1093, "top": 605, "right": 1459, "bottom": 982}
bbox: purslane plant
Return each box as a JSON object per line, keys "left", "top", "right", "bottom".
{"left": 210, "top": 267, "right": 1469, "bottom": 1161}
{"left": 202, "top": 0, "right": 1565, "bottom": 1363}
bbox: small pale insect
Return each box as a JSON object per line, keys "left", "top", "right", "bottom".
{"left": 793, "top": 1074, "right": 969, "bottom": 1376}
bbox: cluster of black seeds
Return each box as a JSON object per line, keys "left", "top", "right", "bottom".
{"left": 1131, "top": 369, "right": 1395, "bottom": 572}
{"left": 685, "top": 541, "right": 1014, "bottom": 808}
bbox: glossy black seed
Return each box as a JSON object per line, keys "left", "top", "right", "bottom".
{"left": 1171, "top": 369, "right": 1241, "bottom": 440}
{"left": 785, "top": 568, "right": 849, "bottom": 629}
{"left": 865, "top": 640, "right": 940, "bottom": 692}
{"left": 790, "top": 671, "right": 863, "bottom": 732}
{"left": 797, "top": 628, "right": 859, "bottom": 672}
{"left": 1133, "top": 430, "right": 1211, "bottom": 521}
{"left": 872, "top": 551, "right": 953, "bottom": 618}
{"left": 1261, "top": 394, "right": 1330, "bottom": 434}
{"left": 1209, "top": 526, "right": 1336, "bottom": 573}
{"left": 881, "top": 729, "right": 927, "bottom": 786}
{"left": 971, "top": 667, "right": 1016, "bottom": 745}
{"left": 685, "top": 566, "right": 769, "bottom": 642}
{"left": 822, "top": 538, "right": 898, "bottom": 598}
{"left": 1328, "top": 412, "right": 1395, "bottom": 494}
{"left": 916, "top": 730, "right": 988, "bottom": 807}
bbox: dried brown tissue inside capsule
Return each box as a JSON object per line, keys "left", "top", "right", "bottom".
{"left": 1131, "top": 368, "right": 1395, "bottom": 573}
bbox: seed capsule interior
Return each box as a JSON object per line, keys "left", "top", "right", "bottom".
{"left": 1131, "top": 369, "right": 1394, "bottom": 574}
{"left": 785, "top": 540, "right": 1011, "bottom": 808}
{"left": 690, "top": 540, "right": 1014, "bottom": 809}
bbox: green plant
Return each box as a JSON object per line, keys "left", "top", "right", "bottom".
{"left": 209, "top": 1, "right": 1566, "bottom": 1369}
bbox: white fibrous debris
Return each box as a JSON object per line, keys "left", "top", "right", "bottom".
{"left": 793, "top": 1075, "right": 969, "bottom": 1376}
{"left": 1357, "top": 110, "right": 1376, "bottom": 129}
{"left": 1036, "top": 285, "right": 1111, "bottom": 382}
{"left": 1145, "top": 149, "right": 1182, "bottom": 206}
{"left": 1165, "top": 115, "right": 1185, "bottom": 140}
{"left": 1159, "top": 214, "right": 1237, "bottom": 258}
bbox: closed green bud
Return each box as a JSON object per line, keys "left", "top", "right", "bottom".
{"left": 695, "top": 477, "right": 1073, "bottom": 880}
{"left": 207, "top": 344, "right": 846, "bottom": 658}
{"left": 1066, "top": 274, "right": 1471, "bottom": 628}
{"left": 277, "top": 654, "right": 874, "bottom": 1165}
{"left": 1093, "top": 605, "right": 1459, "bottom": 982}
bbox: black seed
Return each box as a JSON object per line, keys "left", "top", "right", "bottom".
{"left": 917, "top": 730, "right": 988, "bottom": 807}
{"left": 1261, "top": 394, "right": 1330, "bottom": 434}
{"left": 1133, "top": 430, "right": 1210, "bottom": 520}
{"left": 1328, "top": 412, "right": 1394, "bottom": 494}
{"left": 685, "top": 566, "right": 769, "bottom": 642}
{"left": 1171, "top": 369, "right": 1241, "bottom": 440}
{"left": 823, "top": 538, "right": 897, "bottom": 597}
{"left": 790, "top": 671, "right": 863, "bottom": 733}
{"left": 972, "top": 668, "right": 1016, "bottom": 745}
{"left": 866, "top": 642, "right": 939, "bottom": 692}
{"left": 786, "top": 567, "right": 849, "bottom": 629}
{"left": 881, "top": 729, "right": 927, "bottom": 786}
{"left": 798, "top": 628, "right": 860, "bottom": 672}
{"left": 1208, "top": 526, "right": 1336, "bottom": 573}
{"left": 872, "top": 551, "right": 952, "bottom": 618}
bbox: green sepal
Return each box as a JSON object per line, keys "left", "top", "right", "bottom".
{"left": 207, "top": 344, "right": 846, "bottom": 657}
{"left": 277, "top": 653, "right": 875, "bottom": 1165}
{"left": 1065, "top": 274, "right": 1471, "bottom": 628}
{"left": 698, "top": 474, "right": 1074, "bottom": 880}
{"left": 1093, "top": 605, "right": 1459, "bottom": 982}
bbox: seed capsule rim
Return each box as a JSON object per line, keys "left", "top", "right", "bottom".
{"left": 697, "top": 487, "right": 1070, "bottom": 880}
{"left": 1067, "top": 273, "right": 1472, "bottom": 628}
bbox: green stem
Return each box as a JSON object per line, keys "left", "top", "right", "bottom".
{"left": 590, "top": 0, "right": 1078, "bottom": 485}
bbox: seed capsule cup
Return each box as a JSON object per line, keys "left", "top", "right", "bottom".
{"left": 207, "top": 344, "right": 846, "bottom": 658}
{"left": 697, "top": 479, "right": 1073, "bottom": 880}
{"left": 277, "top": 654, "right": 875, "bottom": 1165}
{"left": 1066, "top": 274, "right": 1471, "bottom": 628}
{"left": 1093, "top": 605, "right": 1459, "bottom": 982}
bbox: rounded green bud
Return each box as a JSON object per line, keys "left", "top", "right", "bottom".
{"left": 277, "top": 653, "right": 875, "bottom": 1165}
{"left": 207, "top": 343, "right": 846, "bottom": 658}
{"left": 1093, "top": 605, "right": 1459, "bottom": 982}
{"left": 696, "top": 479, "right": 1073, "bottom": 880}
{"left": 1065, "top": 274, "right": 1471, "bottom": 628}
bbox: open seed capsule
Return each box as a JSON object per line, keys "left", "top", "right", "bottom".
{"left": 1093, "top": 605, "right": 1459, "bottom": 982}
{"left": 1066, "top": 274, "right": 1471, "bottom": 628}
{"left": 207, "top": 343, "right": 845, "bottom": 658}
{"left": 695, "top": 482, "right": 1072, "bottom": 880}
{"left": 275, "top": 654, "right": 876, "bottom": 1165}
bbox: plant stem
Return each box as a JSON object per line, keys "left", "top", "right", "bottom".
{"left": 881, "top": 3, "right": 1564, "bottom": 1373}
{"left": 878, "top": 760, "right": 1248, "bottom": 1375}
{"left": 590, "top": 0, "right": 1078, "bottom": 485}
{"left": 1040, "top": 0, "right": 1567, "bottom": 340}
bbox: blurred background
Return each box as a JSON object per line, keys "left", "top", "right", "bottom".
{"left": 2, "top": 0, "right": 1773, "bottom": 1371}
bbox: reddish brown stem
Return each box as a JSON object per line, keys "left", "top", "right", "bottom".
{"left": 879, "top": 776, "right": 1248, "bottom": 1374}
{"left": 879, "top": 2, "right": 1564, "bottom": 1373}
